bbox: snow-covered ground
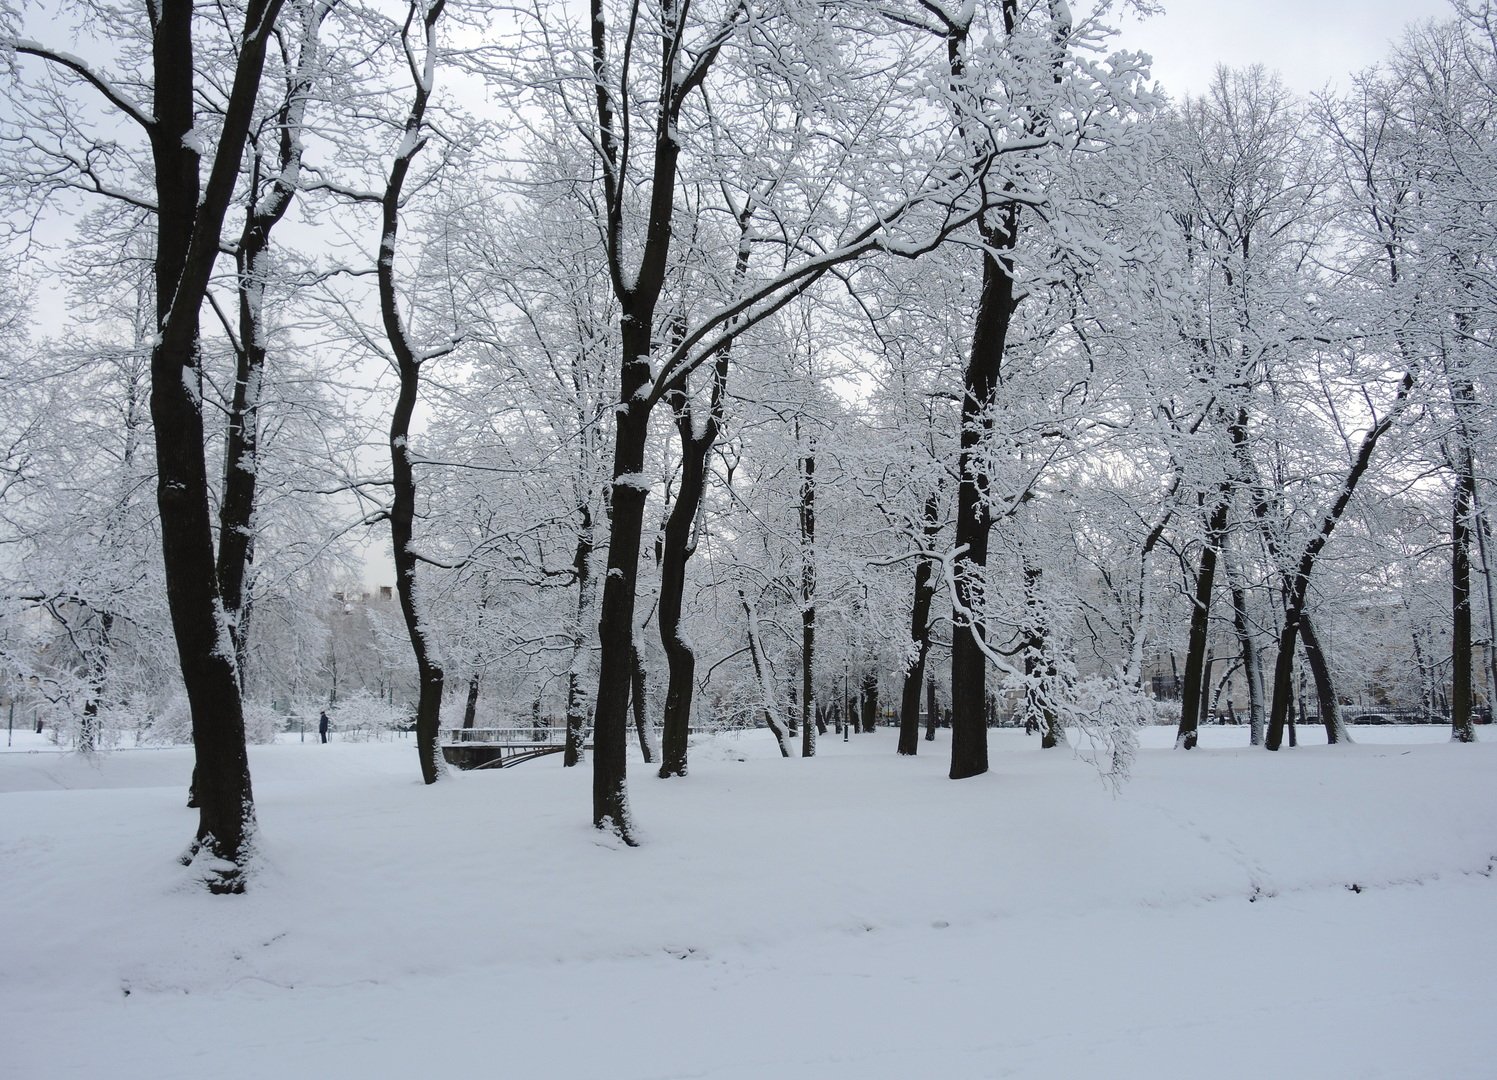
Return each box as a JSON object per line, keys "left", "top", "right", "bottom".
{"left": 3, "top": 724, "right": 1494, "bottom": 1079}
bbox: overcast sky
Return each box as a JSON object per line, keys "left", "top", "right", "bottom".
{"left": 1113, "top": 0, "right": 1462, "bottom": 100}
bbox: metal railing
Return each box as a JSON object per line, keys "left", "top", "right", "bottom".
{"left": 443, "top": 725, "right": 573, "bottom": 746}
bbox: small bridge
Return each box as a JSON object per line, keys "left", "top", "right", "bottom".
{"left": 440, "top": 725, "right": 587, "bottom": 770}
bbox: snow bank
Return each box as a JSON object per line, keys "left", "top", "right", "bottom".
{"left": 2, "top": 727, "right": 1493, "bottom": 1078}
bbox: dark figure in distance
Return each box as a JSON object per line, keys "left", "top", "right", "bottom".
{"left": 319, "top": 710, "right": 330, "bottom": 744}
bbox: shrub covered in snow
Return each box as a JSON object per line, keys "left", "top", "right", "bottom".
{"left": 327, "top": 691, "right": 409, "bottom": 742}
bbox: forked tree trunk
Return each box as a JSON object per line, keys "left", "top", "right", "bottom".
{"left": 146, "top": 0, "right": 285, "bottom": 892}
{"left": 216, "top": 10, "right": 322, "bottom": 682}
{"left": 1267, "top": 372, "right": 1412, "bottom": 750}
{"left": 657, "top": 357, "right": 725, "bottom": 777}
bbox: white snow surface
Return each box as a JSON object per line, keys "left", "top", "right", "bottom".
{"left": 3, "top": 725, "right": 1495, "bottom": 1079}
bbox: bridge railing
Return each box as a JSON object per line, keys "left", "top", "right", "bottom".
{"left": 443, "top": 725, "right": 573, "bottom": 746}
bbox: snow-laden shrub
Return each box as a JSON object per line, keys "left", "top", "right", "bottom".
{"left": 140, "top": 693, "right": 193, "bottom": 745}
{"left": 242, "top": 701, "right": 281, "bottom": 745}
{"left": 327, "top": 690, "right": 409, "bottom": 742}
{"left": 139, "top": 693, "right": 281, "bottom": 745}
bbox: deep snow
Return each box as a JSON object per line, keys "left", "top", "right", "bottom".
{"left": 2, "top": 724, "right": 1494, "bottom": 1079}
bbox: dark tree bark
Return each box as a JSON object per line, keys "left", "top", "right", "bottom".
{"left": 146, "top": 0, "right": 287, "bottom": 891}
{"left": 216, "top": 9, "right": 324, "bottom": 685}
{"left": 858, "top": 670, "right": 878, "bottom": 733}
{"left": 1299, "top": 614, "right": 1345, "bottom": 744}
{"left": 740, "top": 591, "right": 792, "bottom": 757}
{"left": 630, "top": 642, "right": 654, "bottom": 764}
{"left": 950, "top": 221, "right": 1017, "bottom": 779}
{"left": 379, "top": 0, "right": 450, "bottom": 786}
{"left": 924, "top": 674, "right": 939, "bottom": 741}
{"left": 898, "top": 494, "right": 941, "bottom": 755}
{"left": 1225, "top": 546, "right": 1267, "bottom": 746}
{"left": 461, "top": 674, "right": 480, "bottom": 730}
{"left": 1267, "top": 372, "right": 1412, "bottom": 750}
{"left": 586, "top": 0, "right": 703, "bottom": 840}
{"left": 1452, "top": 458, "right": 1477, "bottom": 742}
{"left": 657, "top": 352, "right": 728, "bottom": 777}
{"left": 800, "top": 443, "right": 817, "bottom": 758}
{"left": 1178, "top": 499, "right": 1230, "bottom": 750}
{"left": 564, "top": 504, "right": 595, "bottom": 766}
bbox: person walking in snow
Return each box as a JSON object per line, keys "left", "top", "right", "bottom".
{"left": 319, "top": 710, "right": 330, "bottom": 744}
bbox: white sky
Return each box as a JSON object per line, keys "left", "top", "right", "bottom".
{"left": 1112, "top": 0, "right": 1463, "bottom": 99}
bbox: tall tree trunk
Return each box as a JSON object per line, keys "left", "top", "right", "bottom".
{"left": 1300, "top": 613, "right": 1346, "bottom": 744}
{"left": 656, "top": 452, "right": 700, "bottom": 776}
{"left": 1178, "top": 499, "right": 1229, "bottom": 749}
{"left": 949, "top": 217, "right": 1017, "bottom": 780}
{"left": 564, "top": 505, "right": 595, "bottom": 766}
{"left": 379, "top": 0, "right": 450, "bottom": 786}
{"left": 216, "top": 12, "right": 321, "bottom": 684}
{"left": 1267, "top": 371, "right": 1412, "bottom": 750}
{"left": 656, "top": 356, "right": 726, "bottom": 777}
{"left": 860, "top": 670, "right": 879, "bottom": 733}
{"left": 1023, "top": 560, "right": 1063, "bottom": 749}
{"left": 799, "top": 443, "right": 817, "bottom": 759}
{"left": 461, "top": 673, "right": 480, "bottom": 730}
{"left": 898, "top": 494, "right": 940, "bottom": 755}
{"left": 1452, "top": 460, "right": 1477, "bottom": 742}
{"left": 78, "top": 610, "right": 114, "bottom": 753}
{"left": 1227, "top": 563, "right": 1267, "bottom": 747}
{"left": 925, "top": 674, "right": 938, "bottom": 741}
{"left": 148, "top": 0, "right": 285, "bottom": 892}
{"left": 593, "top": 369, "right": 651, "bottom": 837}
{"left": 740, "top": 591, "right": 792, "bottom": 757}
{"left": 631, "top": 641, "right": 655, "bottom": 763}
{"left": 1476, "top": 509, "right": 1497, "bottom": 722}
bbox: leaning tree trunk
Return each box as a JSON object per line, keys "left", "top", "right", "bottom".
{"left": 630, "top": 641, "right": 655, "bottom": 764}
{"left": 1300, "top": 614, "right": 1347, "bottom": 744}
{"left": 740, "top": 591, "right": 792, "bottom": 757}
{"left": 1266, "top": 372, "right": 1411, "bottom": 750}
